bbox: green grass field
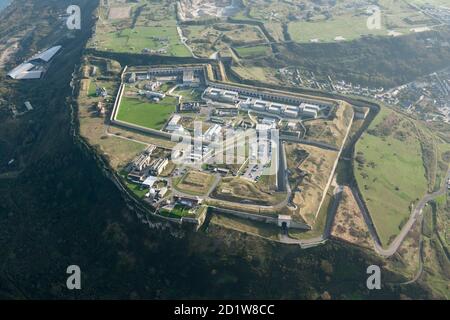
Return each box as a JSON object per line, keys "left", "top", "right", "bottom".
{"left": 287, "top": 0, "right": 434, "bottom": 43}
{"left": 355, "top": 108, "right": 428, "bottom": 246}
{"left": 160, "top": 204, "right": 193, "bottom": 219}
{"left": 288, "top": 13, "right": 387, "bottom": 43}
{"left": 234, "top": 45, "right": 271, "bottom": 59}
{"left": 116, "top": 96, "right": 177, "bottom": 130}
{"left": 98, "top": 25, "right": 191, "bottom": 56}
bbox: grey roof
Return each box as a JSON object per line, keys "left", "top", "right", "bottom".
{"left": 15, "top": 71, "right": 43, "bottom": 80}
{"left": 29, "top": 45, "right": 62, "bottom": 62}
{"left": 7, "top": 45, "right": 62, "bottom": 80}
{"left": 7, "top": 63, "right": 35, "bottom": 79}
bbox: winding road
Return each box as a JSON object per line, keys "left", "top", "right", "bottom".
{"left": 354, "top": 168, "right": 450, "bottom": 257}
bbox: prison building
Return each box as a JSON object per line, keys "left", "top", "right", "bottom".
{"left": 127, "top": 171, "right": 147, "bottom": 183}
{"left": 131, "top": 66, "right": 206, "bottom": 84}
{"left": 262, "top": 117, "right": 277, "bottom": 126}
{"left": 142, "top": 91, "right": 166, "bottom": 99}
{"left": 267, "top": 104, "right": 283, "bottom": 114}
{"left": 166, "top": 114, "right": 182, "bottom": 132}
{"left": 251, "top": 100, "right": 269, "bottom": 111}
{"left": 301, "top": 107, "right": 317, "bottom": 118}
{"left": 283, "top": 108, "right": 299, "bottom": 118}
{"left": 128, "top": 72, "right": 137, "bottom": 83}
{"left": 144, "top": 81, "right": 161, "bottom": 91}
{"left": 203, "top": 124, "right": 222, "bottom": 142}
{"left": 132, "top": 153, "right": 153, "bottom": 171}
{"left": 204, "top": 87, "right": 239, "bottom": 103}
{"left": 149, "top": 158, "right": 169, "bottom": 176}
{"left": 182, "top": 70, "right": 200, "bottom": 86}
{"left": 206, "top": 82, "right": 334, "bottom": 109}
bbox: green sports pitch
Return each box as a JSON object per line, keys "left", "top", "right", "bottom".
{"left": 116, "top": 96, "right": 177, "bottom": 130}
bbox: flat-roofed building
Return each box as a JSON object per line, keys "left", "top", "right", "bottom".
{"left": 8, "top": 46, "right": 62, "bottom": 80}
{"left": 24, "top": 101, "right": 33, "bottom": 111}
{"left": 300, "top": 103, "right": 320, "bottom": 112}
{"left": 144, "top": 81, "right": 161, "bottom": 91}
{"left": 262, "top": 117, "right": 277, "bottom": 125}
{"left": 183, "top": 70, "right": 199, "bottom": 86}
{"left": 132, "top": 153, "right": 152, "bottom": 171}
{"left": 284, "top": 109, "right": 299, "bottom": 118}
{"left": 301, "top": 107, "right": 318, "bottom": 118}
{"left": 204, "top": 87, "right": 238, "bottom": 103}
{"left": 166, "top": 114, "right": 182, "bottom": 132}
{"left": 29, "top": 46, "right": 62, "bottom": 63}
{"left": 256, "top": 123, "right": 273, "bottom": 131}
{"left": 149, "top": 158, "right": 169, "bottom": 176}
{"left": 268, "top": 104, "right": 283, "bottom": 114}
{"left": 203, "top": 124, "right": 222, "bottom": 141}
{"left": 251, "top": 100, "right": 268, "bottom": 111}
{"left": 7, "top": 63, "right": 42, "bottom": 79}
{"left": 139, "top": 90, "right": 166, "bottom": 99}
{"left": 285, "top": 105, "right": 300, "bottom": 112}
{"left": 300, "top": 103, "right": 320, "bottom": 118}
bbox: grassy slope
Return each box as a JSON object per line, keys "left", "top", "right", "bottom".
{"left": 288, "top": 0, "right": 433, "bottom": 43}
{"left": 102, "top": 25, "right": 190, "bottom": 56}
{"left": 93, "top": 0, "right": 190, "bottom": 57}
{"left": 116, "top": 96, "right": 176, "bottom": 130}
{"left": 288, "top": 13, "right": 387, "bottom": 43}
{"left": 355, "top": 107, "right": 428, "bottom": 246}
{"left": 234, "top": 45, "right": 270, "bottom": 58}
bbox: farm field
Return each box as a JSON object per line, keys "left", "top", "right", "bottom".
{"left": 116, "top": 96, "right": 177, "bottom": 130}
{"left": 288, "top": 14, "right": 387, "bottom": 43}
{"left": 355, "top": 107, "right": 428, "bottom": 246}
{"left": 92, "top": 0, "right": 191, "bottom": 56}
{"left": 230, "top": 0, "right": 437, "bottom": 43}
{"left": 285, "top": 0, "right": 435, "bottom": 43}
{"left": 97, "top": 25, "right": 191, "bottom": 56}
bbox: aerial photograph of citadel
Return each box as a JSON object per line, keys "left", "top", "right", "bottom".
{"left": 0, "top": 0, "right": 449, "bottom": 302}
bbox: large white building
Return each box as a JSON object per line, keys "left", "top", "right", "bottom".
{"left": 7, "top": 63, "right": 43, "bottom": 80}
{"left": 204, "top": 87, "right": 239, "bottom": 103}
{"left": 166, "top": 114, "right": 183, "bottom": 132}
{"left": 7, "top": 46, "right": 62, "bottom": 80}
{"left": 300, "top": 103, "right": 321, "bottom": 118}
{"left": 203, "top": 124, "right": 222, "bottom": 141}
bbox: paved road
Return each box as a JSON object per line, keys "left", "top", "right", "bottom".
{"left": 176, "top": 26, "right": 200, "bottom": 59}
{"left": 401, "top": 228, "right": 424, "bottom": 285}
{"left": 278, "top": 185, "right": 343, "bottom": 248}
{"left": 354, "top": 168, "right": 450, "bottom": 257}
